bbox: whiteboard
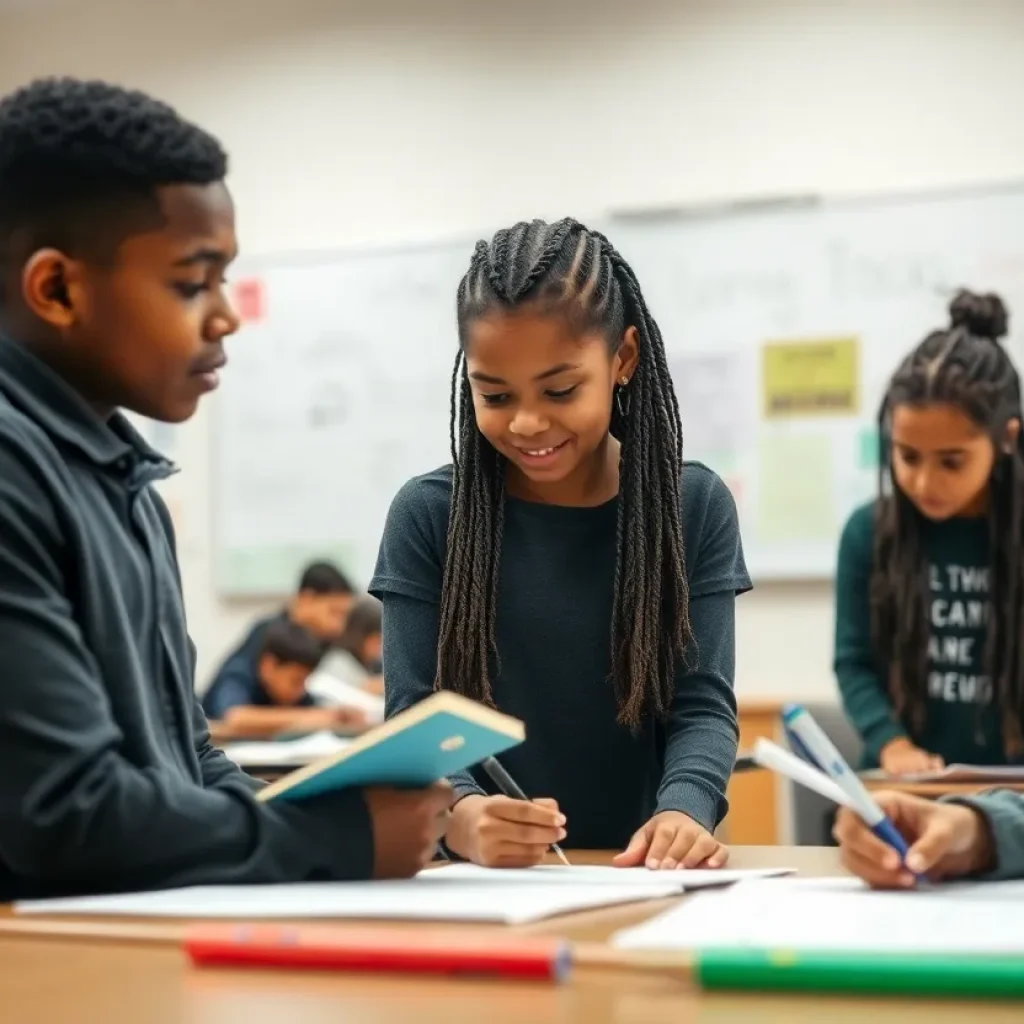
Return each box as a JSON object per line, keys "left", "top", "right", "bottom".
{"left": 212, "top": 185, "right": 1024, "bottom": 594}
{"left": 212, "top": 238, "right": 475, "bottom": 595}
{"left": 611, "top": 184, "right": 1024, "bottom": 579}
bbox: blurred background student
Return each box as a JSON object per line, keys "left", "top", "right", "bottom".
{"left": 206, "top": 560, "right": 355, "bottom": 702}
{"left": 834, "top": 292, "right": 1024, "bottom": 775}
{"left": 308, "top": 596, "right": 386, "bottom": 723}
{"left": 203, "top": 618, "right": 368, "bottom": 738}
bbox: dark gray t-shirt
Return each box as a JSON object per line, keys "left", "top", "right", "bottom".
{"left": 371, "top": 461, "right": 751, "bottom": 849}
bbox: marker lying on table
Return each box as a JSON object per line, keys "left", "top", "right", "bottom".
{"left": 186, "top": 925, "right": 573, "bottom": 981}
{"left": 480, "top": 755, "right": 571, "bottom": 866}
{"left": 781, "top": 704, "right": 913, "bottom": 866}
{"left": 184, "top": 926, "right": 1024, "bottom": 999}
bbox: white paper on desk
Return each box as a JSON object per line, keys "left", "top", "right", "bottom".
{"left": 613, "top": 877, "right": 1024, "bottom": 954}
{"left": 862, "top": 763, "right": 1024, "bottom": 784}
{"left": 305, "top": 667, "right": 385, "bottom": 724}
{"left": 14, "top": 879, "right": 685, "bottom": 925}
{"left": 423, "top": 864, "right": 795, "bottom": 890}
{"left": 220, "top": 731, "right": 351, "bottom": 768}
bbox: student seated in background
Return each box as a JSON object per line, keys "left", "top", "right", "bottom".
{"left": 328, "top": 595, "right": 384, "bottom": 689}
{"left": 0, "top": 77, "right": 449, "bottom": 899}
{"left": 307, "top": 596, "right": 386, "bottom": 719}
{"left": 833, "top": 789, "right": 1024, "bottom": 887}
{"left": 374, "top": 218, "right": 747, "bottom": 871}
{"left": 835, "top": 290, "right": 1024, "bottom": 776}
{"left": 202, "top": 619, "right": 367, "bottom": 737}
{"left": 207, "top": 560, "right": 354, "bottom": 701}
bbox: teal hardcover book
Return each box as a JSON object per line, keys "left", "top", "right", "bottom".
{"left": 256, "top": 692, "right": 525, "bottom": 803}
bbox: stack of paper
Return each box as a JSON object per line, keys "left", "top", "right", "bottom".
{"left": 14, "top": 866, "right": 795, "bottom": 926}
{"left": 421, "top": 864, "right": 794, "bottom": 888}
{"left": 613, "top": 877, "right": 1024, "bottom": 955}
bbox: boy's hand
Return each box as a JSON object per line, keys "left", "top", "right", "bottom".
{"left": 613, "top": 811, "right": 728, "bottom": 870}
{"left": 364, "top": 782, "right": 453, "bottom": 878}
{"left": 880, "top": 737, "right": 944, "bottom": 775}
{"left": 330, "top": 706, "right": 369, "bottom": 730}
{"left": 446, "top": 794, "right": 566, "bottom": 867}
{"left": 833, "top": 791, "right": 995, "bottom": 887}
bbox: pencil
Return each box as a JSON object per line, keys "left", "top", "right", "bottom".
{"left": 479, "top": 756, "right": 571, "bottom": 866}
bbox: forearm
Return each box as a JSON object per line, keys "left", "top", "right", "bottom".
{"left": 192, "top": 701, "right": 265, "bottom": 793}
{"left": 945, "top": 789, "right": 1024, "bottom": 881}
{"left": 1, "top": 749, "right": 373, "bottom": 892}
{"left": 223, "top": 705, "right": 326, "bottom": 739}
{"left": 836, "top": 663, "right": 906, "bottom": 762}
{"left": 382, "top": 592, "right": 485, "bottom": 802}
{"left": 658, "top": 591, "right": 740, "bottom": 831}
{"left": 658, "top": 702, "right": 737, "bottom": 831}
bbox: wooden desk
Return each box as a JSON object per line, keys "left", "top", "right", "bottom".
{"left": 2, "top": 846, "right": 1019, "bottom": 1022}
{"left": 724, "top": 699, "right": 782, "bottom": 845}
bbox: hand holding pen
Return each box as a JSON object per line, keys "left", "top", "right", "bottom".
{"left": 833, "top": 790, "right": 996, "bottom": 888}
{"left": 444, "top": 757, "right": 569, "bottom": 868}
{"left": 781, "top": 703, "right": 915, "bottom": 866}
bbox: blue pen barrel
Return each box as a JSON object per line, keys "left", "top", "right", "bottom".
{"left": 695, "top": 948, "right": 1024, "bottom": 999}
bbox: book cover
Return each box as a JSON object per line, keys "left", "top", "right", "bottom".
{"left": 256, "top": 691, "right": 525, "bottom": 803}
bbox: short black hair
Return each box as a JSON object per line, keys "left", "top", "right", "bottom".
{"left": 259, "top": 619, "right": 324, "bottom": 670}
{"left": 439, "top": 218, "right": 689, "bottom": 731}
{"left": 0, "top": 76, "right": 228, "bottom": 298}
{"left": 336, "top": 596, "right": 382, "bottom": 660}
{"left": 297, "top": 560, "right": 354, "bottom": 596}
{"left": 872, "top": 289, "right": 1024, "bottom": 753}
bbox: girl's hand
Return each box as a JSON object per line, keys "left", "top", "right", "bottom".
{"left": 833, "top": 791, "right": 994, "bottom": 887}
{"left": 612, "top": 811, "right": 728, "bottom": 870}
{"left": 880, "top": 737, "right": 945, "bottom": 776}
{"left": 445, "top": 794, "right": 566, "bottom": 867}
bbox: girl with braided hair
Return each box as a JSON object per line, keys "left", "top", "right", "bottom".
{"left": 835, "top": 289, "right": 1024, "bottom": 777}
{"left": 372, "top": 218, "right": 750, "bottom": 869}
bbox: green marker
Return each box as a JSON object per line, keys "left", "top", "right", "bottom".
{"left": 695, "top": 948, "right": 1024, "bottom": 1000}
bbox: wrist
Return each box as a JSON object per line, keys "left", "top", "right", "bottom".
{"left": 881, "top": 736, "right": 913, "bottom": 755}
{"left": 963, "top": 807, "right": 998, "bottom": 876}
{"left": 445, "top": 794, "right": 485, "bottom": 859}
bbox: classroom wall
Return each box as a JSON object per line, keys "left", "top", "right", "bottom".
{"left": 1, "top": 0, "right": 1022, "bottom": 698}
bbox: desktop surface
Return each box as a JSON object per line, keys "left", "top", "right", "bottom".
{"left": 1, "top": 847, "right": 1020, "bottom": 1023}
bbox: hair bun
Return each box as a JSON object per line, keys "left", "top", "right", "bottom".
{"left": 948, "top": 289, "right": 1009, "bottom": 342}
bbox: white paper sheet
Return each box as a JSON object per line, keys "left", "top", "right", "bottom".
{"left": 305, "top": 669, "right": 385, "bottom": 724}
{"left": 220, "top": 731, "right": 351, "bottom": 768}
{"left": 423, "top": 864, "right": 795, "bottom": 890}
{"left": 861, "top": 763, "right": 1024, "bottom": 784}
{"left": 15, "top": 878, "right": 686, "bottom": 925}
{"left": 613, "top": 877, "right": 1024, "bottom": 954}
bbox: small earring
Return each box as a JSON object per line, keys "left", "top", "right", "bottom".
{"left": 616, "top": 377, "right": 631, "bottom": 418}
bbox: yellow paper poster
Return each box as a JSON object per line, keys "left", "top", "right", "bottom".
{"left": 762, "top": 337, "right": 858, "bottom": 418}
{"left": 756, "top": 433, "right": 835, "bottom": 544}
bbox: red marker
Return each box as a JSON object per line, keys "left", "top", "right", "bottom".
{"left": 185, "top": 924, "right": 571, "bottom": 983}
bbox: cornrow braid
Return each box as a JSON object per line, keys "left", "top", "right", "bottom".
{"left": 870, "top": 289, "right": 1024, "bottom": 754}
{"left": 435, "top": 218, "right": 691, "bottom": 731}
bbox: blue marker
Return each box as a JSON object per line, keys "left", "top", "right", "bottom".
{"left": 782, "top": 704, "right": 914, "bottom": 868}
{"left": 782, "top": 716, "right": 823, "bottom": 773}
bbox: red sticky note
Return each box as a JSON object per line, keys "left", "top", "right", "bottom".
{"left": 233, "top": 278, "right": 265, "bottom": 323}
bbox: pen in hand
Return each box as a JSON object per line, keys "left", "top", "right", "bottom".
{"left": 479, "top": 756, "right": 571, "bottom": 866}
